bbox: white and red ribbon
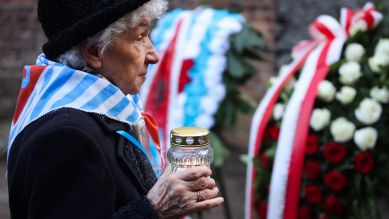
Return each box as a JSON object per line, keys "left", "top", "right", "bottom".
{"left": 245, "top": 3, "right": 382, "bottom": 219}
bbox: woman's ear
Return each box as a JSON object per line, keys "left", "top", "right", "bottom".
{"left": 81, "top": 45, "right": 102, "bottom": 70}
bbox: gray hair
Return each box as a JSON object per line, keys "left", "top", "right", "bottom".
{"left": 57, "top": 0, "right": 168, "bottom": 71}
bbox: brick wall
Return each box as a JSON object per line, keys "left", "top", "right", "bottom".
{"left": 0, "top": 0, "right": 46, "bottom": 119}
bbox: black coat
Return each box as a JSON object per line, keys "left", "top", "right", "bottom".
{"left": 7, "top": 108, "right": 160, "bottom": 219}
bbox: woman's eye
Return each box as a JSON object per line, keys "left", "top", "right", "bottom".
{"left": 137, "top": 35, "right": 144, "bottom": 41}
{"left": 137, "top": 32, "right": 149, "bottom": 41}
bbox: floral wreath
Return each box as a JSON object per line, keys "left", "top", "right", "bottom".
{"left": 141, "top": 6, "right": 263, "bottom": 165}
{"left": 246, "top": 2, "right": 389, "bottom": 219}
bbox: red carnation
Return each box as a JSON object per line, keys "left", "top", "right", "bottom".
{"left": 304, "top": 184, "right": 322, "bottom": 204}
{"left": 354, "top": 151, "right": 374, "bottom": 174}
{"left": 323, "top": 195, "right": 344, "bottom": 215}
{"left": 324, "top": 171, "right": 347, "bottom": 191}
{"left": 305, "top": 134, "right": 319, "bottom": 155}
{"left": 266, "top": 125, "right": 280, "bottom": 140}
{"left": 323, "top": 142, "right": 347, "bottom": 164}
{"left": 298, "top": 205, "right": 311, "bottom": 219}
{"left": 304, "top": 160, "right": 321, "bottom": 180}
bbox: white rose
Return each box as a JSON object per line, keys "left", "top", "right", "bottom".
{"left": 310, "top": 108, "right": 331, "bottom": 131}
{"left": 370, "top": 86, "right": 389, "bottom": 103}
{"left": 317, "top": 80, "right": 336, "bottom": 102}
{"left": 368, "top": 54, "right": 389, "bottom": 72}
{"left": 208, "top": 84, "right": 226, "bottom": 102}
{"left": 330, "top": 117, "right": 356, "bottom": 142}
{"left": 350, "top": 19, "right": 368, "bottom": 36}
{"left": 355, "top": 98, "right": 382, "bottom": 125}
{"left": 375, "top": 38, "right": 389, "bottom": 57}
{"left": 273, "top": 103, "right": 285, "bottom": 120}
{"left": 338, "top": 61, "right": 362, "bottom": 85}
{"left": 201, "top": 96, "right": 219, "bottom": 114}
{"left": 353, "top": 127, "right": 378, "bottom": 151}
{"left": 345, "top": 43, "right": 365, "bottom": 62}
{"left": 336, "top": 86, "right": 356, "bottom": 105}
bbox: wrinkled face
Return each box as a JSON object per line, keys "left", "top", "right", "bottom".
{"left": 99, "top": 17, "right": 159, "bottom": 95}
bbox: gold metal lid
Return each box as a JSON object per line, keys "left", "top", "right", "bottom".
{"left": 170, "top": 127, "right": 210, "bottom": 147}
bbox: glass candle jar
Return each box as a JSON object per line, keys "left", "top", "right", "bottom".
{"left": 167, "top": 127, "right": 214, "bottom": 172}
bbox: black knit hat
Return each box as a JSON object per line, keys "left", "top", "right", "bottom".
{"left": 38, "top": 0, "right": 150, "bottom": 59}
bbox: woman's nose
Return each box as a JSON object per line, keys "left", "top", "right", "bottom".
{"left": 146, "top": 41, "right": 160, "bottom": 64}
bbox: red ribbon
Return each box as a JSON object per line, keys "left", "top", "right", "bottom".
{"left": 141, "top": 112, "right": 161, "bottom": 151}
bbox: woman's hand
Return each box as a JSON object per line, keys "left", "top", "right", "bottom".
{"left": 147, "top": 166, "right": 224, "bottom": 219}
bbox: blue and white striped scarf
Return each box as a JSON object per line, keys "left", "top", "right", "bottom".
{"left": 9, "top": 54, "right": 161, "bottom": 174}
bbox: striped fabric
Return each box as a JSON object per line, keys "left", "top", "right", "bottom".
{"left": 8, "top": 54, "right": 144, "bottom": 154}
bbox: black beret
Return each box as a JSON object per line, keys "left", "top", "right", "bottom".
{"left": 38, "top": 0, "right": 150, "bottom": 59}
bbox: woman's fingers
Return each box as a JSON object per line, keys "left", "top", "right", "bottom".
{"left": 195, "top": 187, "right": 219, "bottom": 202}
{"left": 187, "top": 197, "right": 224, "bottom": 214}
{"left": 186, "top": 176, "right": 216, "bottom": 191}
{"left": 175, "top": 166, "right": 212, "bottom": 181}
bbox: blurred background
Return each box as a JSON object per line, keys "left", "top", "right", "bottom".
{"left": 0, "top": 0, "right": 375, "bottom": 218}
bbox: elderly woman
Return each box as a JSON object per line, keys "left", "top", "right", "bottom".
{"left": 7, "top": 0, "right": 223, "bottom": 218}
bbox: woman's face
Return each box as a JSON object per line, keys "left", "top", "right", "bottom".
{"left": 98, "top": 17, "right": 159, "bottom": 95}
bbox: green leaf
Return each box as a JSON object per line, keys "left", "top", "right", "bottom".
{"left": 244, "top": 27, "right": 264, "bottom": 49}
{"left": 232, "top": 28, "right": 247, "bottom": 53}
{"left": 365, "top": 176, "right": 374, "bottom": 195}
{"left": 355, "top": 174, "right": 362, "bottom": 194}
{"left": 240, "top": 154, "right": 249, "bottom": 164}
{"left": 231, "top": 25, "right": 263, "bottom": 57}
{"left": 239, "top": 92, "right": 257, "bottom": 112}
{"left": 225, "top": 101, "right": 236, "bottom": 127}
{"left": 280, "top": 90, "right": 290, "bottom": 103}
{"left": 265, "top": 144, "right": 276, "bottom": 158}
{"left": 243, "top": 47, "right": 263, "bottom": 60}
{"left": 227, "top": 52, "right": 246, "bottom": 78}
{"left": 236, "top": 100, "right": 252, "bottom": 113}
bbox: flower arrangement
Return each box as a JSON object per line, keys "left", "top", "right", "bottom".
{"left": 142, "top": 7, "right": 262, "bottom": 167}
{"left": 246, "top": 3, "right": 389, "bottom": 219}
